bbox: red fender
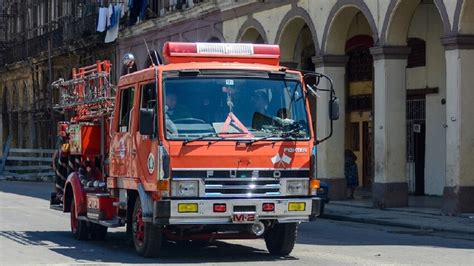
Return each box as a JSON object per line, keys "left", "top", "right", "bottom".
{"left": 63, "top": 172, "right": 87, "bottom": 215}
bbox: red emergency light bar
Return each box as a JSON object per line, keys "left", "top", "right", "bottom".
{"left": 163, "top": 42, "right": 280, "bottom": 66}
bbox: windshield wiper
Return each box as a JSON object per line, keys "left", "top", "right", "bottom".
{"left": 182, "top": 133, "right": 224, "bottom": 146}
{"left": 248, "top": 126, "right": 305, "bottom": 145}
{"left": 247, "top": 134, "right": 282, "bottom": 145}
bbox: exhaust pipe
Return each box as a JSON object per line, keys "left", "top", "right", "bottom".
{"left": 250, "top": 221, "right": 265, "bottom": 236}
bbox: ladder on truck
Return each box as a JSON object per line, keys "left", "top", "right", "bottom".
{"left": 52, "top": 60, "right": 116, "bottom": 121}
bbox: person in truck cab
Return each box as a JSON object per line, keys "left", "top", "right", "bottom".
{"left": 251, "top": 90, "right": 273, "bottom": 130}
{"left": 165, "top": 91, "right": 191, "bottom": 120}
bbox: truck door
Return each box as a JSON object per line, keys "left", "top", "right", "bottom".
{"left": 110, "top": 85, "right": 136, "bottom": 178}
{"left": 133, "top": 81, "right": 159, "bottom": 185}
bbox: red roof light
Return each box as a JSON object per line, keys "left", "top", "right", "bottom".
{"left": 163, "top": 42, "right": 280, "bottom": 65}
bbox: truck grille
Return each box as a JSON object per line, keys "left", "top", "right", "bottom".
{"left": 204, "top": 178, "right": 281, "bottom": 197}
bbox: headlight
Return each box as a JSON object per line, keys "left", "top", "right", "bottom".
{"left": 286, "top": 180, "right": 308, "bottom": 196}
{"left": 171, "top": 180, "right": 199, "bottom": 197}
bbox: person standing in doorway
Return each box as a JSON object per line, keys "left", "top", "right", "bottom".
{"left": 345, "top": 149, "right": 359, "bottom": 199}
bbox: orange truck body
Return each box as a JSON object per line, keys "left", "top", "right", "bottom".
{"left": 52, "top": 42, "right": 332, "bottom": 257}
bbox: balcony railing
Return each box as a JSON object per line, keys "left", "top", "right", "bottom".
{"left": 2, "top": 8, "right": 99, "bottom": 65}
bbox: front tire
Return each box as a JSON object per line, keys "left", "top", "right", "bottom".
{"left": 70, "top": 195, "right": 89, "bottom": 240}
{"left": 132, "top": 197, "right": 163, "bottom": 257}
{"left": 264, "top": 222, "right": 298, "bottom": 256}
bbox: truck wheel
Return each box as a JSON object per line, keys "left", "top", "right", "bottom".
{"left": 70, "top": 195, "right": 89, "bottom": 240}
{"left": 132, "top": 197, "right": 163, "bottom": 257}
{"left": 264, "top": 222, "right": 298, "bottom": 256}
{"left": 91, "top": 224, "right": 108, "bottom": 240}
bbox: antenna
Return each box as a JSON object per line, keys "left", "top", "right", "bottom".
{"left": 143, "top": 38, "right": 157, "bottom": 67}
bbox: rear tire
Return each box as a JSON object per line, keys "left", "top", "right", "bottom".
{"left": 132, "top": 197, "right": 163, "bottom": 257}
{"left": 264, "top": 222, "right": 298, "bottom": 256}
{"left": 70, "top": 195, "right": 89, "bottom": 240}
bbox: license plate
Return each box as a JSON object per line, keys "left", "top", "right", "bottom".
{"left": 232, "top": 212, "right": 257, "bottom": 223}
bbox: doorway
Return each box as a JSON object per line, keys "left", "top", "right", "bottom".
{"left": 406, "top": 97, "right": 426, "bottom": 195}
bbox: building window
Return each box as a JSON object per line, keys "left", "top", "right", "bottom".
{"left": 407, "top": 38, "right": 426, "bottom": 68}
{"left": 345, "top": 35, "right": 374, "bottom": 82}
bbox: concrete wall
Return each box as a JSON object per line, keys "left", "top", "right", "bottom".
{"left": 406, "top": 4, "right": 446, "bottom": 196}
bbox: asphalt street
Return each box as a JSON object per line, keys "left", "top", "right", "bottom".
{"left": 1, "top": 180, "right": 473, "bottom": 265}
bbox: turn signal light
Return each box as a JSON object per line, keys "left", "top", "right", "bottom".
{"left": 262, "top": 203, "right": 275, "bottom": 212}
{"left": 310, "top": 179, "right": 321, "bottom": 190}
{"left": 158, "top": 180, "right": 170, "bottom": 191}
{"left": 288, "top": 202, "right": 306, "bottom": 211}
{"left": 177, "top": 203, "right": 198, "bottom": 213}
{"left": 213, "top": 203, "right": 227, "bottom": 213}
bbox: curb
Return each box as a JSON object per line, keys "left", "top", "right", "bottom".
{"left": 321, "top": 213, "right": 474, "bottom": 235}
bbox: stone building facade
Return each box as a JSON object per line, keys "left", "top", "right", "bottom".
{"left": 118, "top": 0, "right": 474, "bottom": 214}
{"left": 0, "top": 0, "right": 116, "bottom": 149}
{"left": 1, "top": 0, "right": 472, "bottom": 214}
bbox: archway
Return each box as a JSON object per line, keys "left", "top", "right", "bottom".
{"left": 323, "top": 4, "right": 377, "bottom": 197}
{"left": 239, "top": 27, "right": 264, "bottom": 44}
{"left": 384, "top": 0, "right": 448, "bottom": 197}
{"left": 274, "top": 7, "right": 319, "bottom": 70}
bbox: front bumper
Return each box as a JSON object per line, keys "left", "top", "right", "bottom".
{"left": 153, "top": 197, "right": 321, "bottom": 225}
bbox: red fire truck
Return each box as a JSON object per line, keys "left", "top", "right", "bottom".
{"left": 50, "top": 42, "right": 339, "bottom": 257}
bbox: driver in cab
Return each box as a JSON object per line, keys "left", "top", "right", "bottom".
{"left": 165, "top": 92, "right": 191, "bottom": 120}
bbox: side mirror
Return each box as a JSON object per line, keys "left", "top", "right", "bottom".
{"left": 329, "top": 98, "right": 340, "bottom": 120}
{"left": 139, "top": 108, "right": 155, "bottom": 136}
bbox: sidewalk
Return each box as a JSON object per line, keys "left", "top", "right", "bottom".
{"left": 322, "top": 197, "right": 474, "bottom": 235}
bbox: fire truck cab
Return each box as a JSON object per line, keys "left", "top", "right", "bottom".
{"left": 50, "top": 42, "right": 339, "bottom": 258}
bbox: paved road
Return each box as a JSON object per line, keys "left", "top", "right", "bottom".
{"left": 1, "top": 180, "right": 473, "bottom": 265}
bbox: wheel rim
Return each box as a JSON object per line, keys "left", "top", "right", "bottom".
{"left": 70, "top": 199, "right": 77, "bottom": 234}
{"left": 133, "top": 206, "right": 145, "bottom": 246}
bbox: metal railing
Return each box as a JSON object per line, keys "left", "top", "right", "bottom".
{"left": 0, "top": 136, "right": 54, "bottom": 180}
{"left": 2, "top": 10, "right": 99, "bottom": 65}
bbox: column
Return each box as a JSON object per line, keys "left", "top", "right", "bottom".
{"left": 313, "top": 55, "right": 348, "bottom": 200}
{"left": 441, "top": 35, "right": 474, "bottom": 214}
{"left": 370, "top": 46, "right": 411, "bottom": 208}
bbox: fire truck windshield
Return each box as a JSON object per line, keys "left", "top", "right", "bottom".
{"left": 163, "top": 76, "right": 310, "bottom": 141}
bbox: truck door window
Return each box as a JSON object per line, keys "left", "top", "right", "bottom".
{"left": 140, "top": 83, "right": 157, "bottom": 109}
{"left": 118, "top": 86, "right": 135, "bottom": 132}
{"left": 139, "top": 82, "right": 157, "bottom": 133}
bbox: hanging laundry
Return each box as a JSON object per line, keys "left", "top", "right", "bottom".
{"left": 105, "top": 4, "right": 122, "bottom": 43}
{"left": 106, "top": 4, "right": 113, "bottom": 29}
{"left": 96, "top": 7, "right": 108, "bottom": 32}
{"left": 139, "top": 0, "right": 147, "bottom": 21}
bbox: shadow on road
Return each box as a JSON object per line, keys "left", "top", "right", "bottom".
{"left": 0, "top": 180, "right": 52, "bottom": 201}
{"left": 297, "top": 220, "right": 474, "bottom": 250}
{"left": 0, "top": 230, "right": 297, "bottom": 264}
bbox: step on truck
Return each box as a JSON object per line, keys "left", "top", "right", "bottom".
{"left": 49, "top": 42, "right": 339, "bottom": 257}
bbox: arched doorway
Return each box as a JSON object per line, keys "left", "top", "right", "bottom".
{"left": 277, "top": 17, "right": 317, "bottom": 71}
{"left": 385, "top": 0, "right": 448, "bottom": 197}
{"left": 345, "top": 34, "right": 374, "bottom": 190}
{"left": 320, "top": 2, "right": 378, "bottom": 200}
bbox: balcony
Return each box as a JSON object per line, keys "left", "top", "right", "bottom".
{"left": 2, "top": 9, "right": 100, "bottom": 65}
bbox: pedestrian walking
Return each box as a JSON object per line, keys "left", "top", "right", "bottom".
{"left": 345, "top": 149, "right": 359, "bottom": 199}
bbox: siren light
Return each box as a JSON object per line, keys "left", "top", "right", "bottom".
{"left": 163, "top": 42, "right": 280, "bottom": 65}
